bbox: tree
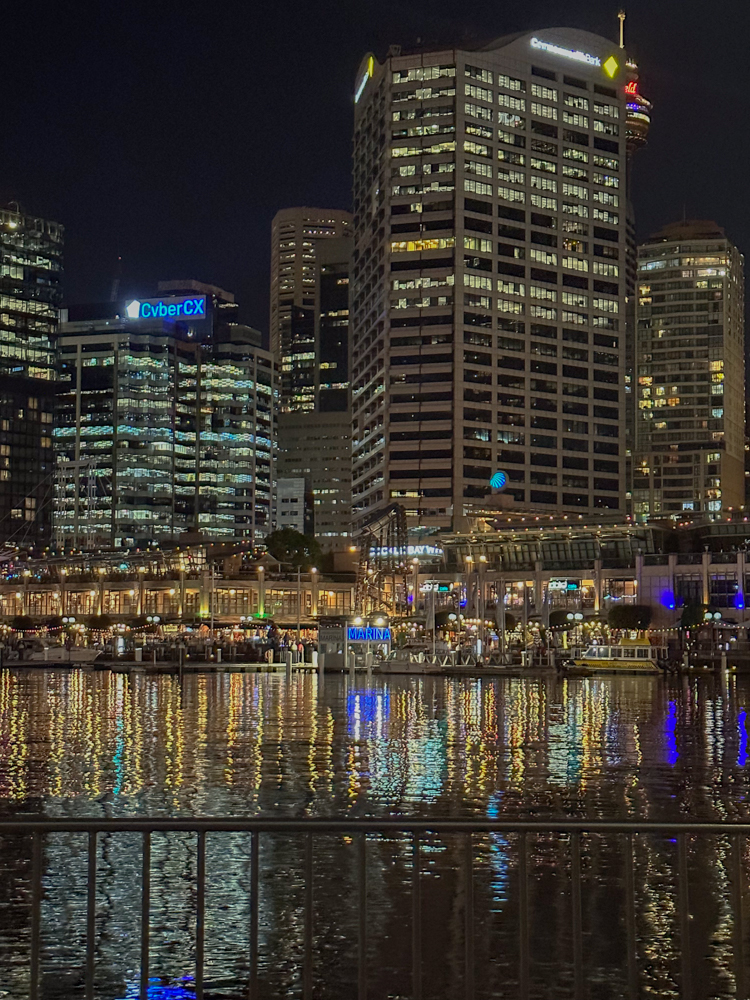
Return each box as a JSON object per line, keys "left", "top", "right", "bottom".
{"left": 264, "top": 529, "right": 322, "bottom": 570}
{"left": 680, "top": 602, "right": 710, "bottom": 629}
{"left": 608, "top": 605, "right": 652, "bottom": 631}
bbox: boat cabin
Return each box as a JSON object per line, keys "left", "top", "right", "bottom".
{"left": 580, "top": 645, "right": 660, "bottom": 662}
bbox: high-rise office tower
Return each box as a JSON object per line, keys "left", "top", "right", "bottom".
{"left": 272, "top": 216, "right": 354, "bottom": 544}
{"left": 270, "top": 207, "right": 351, "bottom": 412}
{"left": 0, "top": 203, "right": 63, "bottom": 549}
{"left": 55, "top": 282, "right": 276, "bottom": 548}
{"left": 352, "top": 30, "right": 642, "bottom": 533}
{"left": 632, "top": 221, "right": 745, "bottom": 519}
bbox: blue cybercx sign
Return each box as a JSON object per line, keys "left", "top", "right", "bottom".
{"left": 347, "top": 626, "right": 392, "bottom": 643}
{"left": 124, "top": 295, "right": 207, "bottom": 321}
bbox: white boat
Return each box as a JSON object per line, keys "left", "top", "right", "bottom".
{"left": 26, "top": 646, "right": 102, "bottom": 665}
{"left": 564, "top": 638, "right": 664, "bottom": 675}
{"left": 378, "top": 647, "right": 453, "bottom": 675}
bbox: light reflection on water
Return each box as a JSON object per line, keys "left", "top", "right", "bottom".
{"left": 0, "top": 669, "right": 749, "bottom": 998}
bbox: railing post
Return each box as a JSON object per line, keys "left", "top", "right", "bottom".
{"left": 518, "top": 833, "right": 529, "bottom": 1000}
{"left": 571, "top": 832, "right": 583, "bottom": 999}
{"left": 624, "top": 832, "right": 638, "bottom": 999}
{"left": 304, "top": 833, "right": 313, "bottom": 1000}
{"left": 30, "top": 830, "right": 42, "bottom": 1000}
{"left": 250, "top": 831, "right": 259, "bottom": 1000}
{"left": 412, "top": 834, "right": 422, "bottom": 1000}
{"left": 86, "top": 830, "right": 97, "bottom": 1000}
{"left": 733, "top": 834, "right": 746, "bottom": 1000}
{"left": 678, "top": 833, "right": 692, "bottom": 1000}
{"left": 465, "top": 833, "right": 474, "bottom": 1000}
{"left": 140, "top": 831, "right": 151, "bottom": 1000}
{"left": 196, "top": 831, "right": 206, "bottom": 1000}
{"left": 358, "top": 833, "right": 367, "bottom": 1000}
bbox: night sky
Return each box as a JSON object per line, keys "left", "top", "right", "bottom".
{"left": 4, "top": 1, "right": 749, "bottom": 340}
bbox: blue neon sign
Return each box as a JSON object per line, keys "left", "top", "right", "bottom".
{"left": 124, "top": 295, "right": 207, "bottom": 321}
{"left": 347, "top": 626, "right": 392, "bottom": 643}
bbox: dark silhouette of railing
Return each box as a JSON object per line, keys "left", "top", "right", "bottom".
{"left": 2, "top": 816, "right": 747, "bottom": 1000}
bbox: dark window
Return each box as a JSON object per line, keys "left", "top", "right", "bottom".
{"left": 530, "top": 212, "right": 557, "bottom": 229}
{"left": 563, "top": 382, "right": 588, "bottom": 397}
{"left": 563, "top": 273, "right": 588, "bottom": 289}
{"left": 593, "top": 333, "right": 618, "bottom": 348}
{"left": 563, "top": 75, "right": 587, "bottom": 89}
{"left": 498, "top": 241, "right": 526, "bottom": 258}
{"left": 498, "top": 373, "right": 525, "bottom": 388}
{"left": 464, "top": 312, "right": 492, "bottom": 329}
{"left": 464, "top": 351, "right": 492, "bottom": 367}
{"left": 563, "top": 328, "right": 588, "bottom": 343}
{"left": 594, "top": 369, "right": 618, "bottom": 384}
{"left": 563, "top": 401, "right": 588, "bottom": 415}
{"left": 464, "top": 255, "right": 492, "bottom": 272}
{"left": 594, "top": 387, "right": 619, "bottom": 401}
{"left": 563, "top": 437, "right": 588, "bottom": 452}
{"left": 498, "top": 261, "right": 525, "bottom": 278}
{"left": 594, "top": 441, "right": 619, "bottom": 455}
{"left": 498, "top": 393, "right": 525, "bottom": 407}
{"left": 497, "top": 336, "right": 524, "bottom": 351}
{"left": 531, "top": 455, "right": 557, "bottom": 468}
{"left": 593, "top": 405, "right": 618, "bottom": 419}
{"left": 499, "top": 449, "right": 525, "bottom": 464}
{"left": 531, "top": 360, "right": 557, "bottom": 375}
{"left": 562, "top": 493, "right": 589, "bottom": 507}
{"left": 593, "top": 226, "right": 618, "bottom": 243}
{"left": 594, "top": 137, "right": 619, "bottom": 154}
{"left": 593, "top": 351, "right": 618, "bottom": 367}
{"left": 531, "top": 120, "right": 558, "bottom": 138}
{"left": 530, "top": 434, "right": 557, "bottom": 448}
{"left": 390, "top": 468, "right": 452, "bottom": 479}
{"left": 498, "top": 205, "right": 526, "bottom": 222}
{"left": 497, "top": 224, "right": 525, "bottom": 240}
{"left": 498, "top": 319, "right": 525, "bottom": 335}
{"left": 563, "top": 456, "right": 589, "bottom": 470}
{"left": 594, "top": 459, "right": 618, "bottom": 473}
{"left": 530, "top": 378, "right": 556, "bottom": 394}
{"left": 531, "top": 323, "right": 557, "bottom": 339}
{"left": 465, "top": 369, "right": 493, "bottom": 385}
{"left": 594, "top": 478, "right": 619, "bottom": 491}
{"left": 530, "top": 396, "right": 557, "bottom": 411}
{"left": 531, "top": 471, "right": 557, "bottom": 486}
{"left": 464, "top": 388, "right": 492, "bottom": 403}
{"left": 464, "top": 465, "right": 491, "bottom": 480}
{"left": 562, "top": 364, "right": 588, "bottom": 380}
{"left": 466, "top": 216, "right": 493, "bottom": 234}
{"left": 594, "top": 243, "right": 619, "bottom": 258}
{"left": 463, "top": 407, "right": 492, "bottom": 422}
{"left": 531, "top": 415, "right": 557, "bottom": 429}
{"left": 563, "top": 347, "right": 588, "bottom": 362}
{"left": 464, "top": 445, "right": 491, "bottom": 460}
{"left": 532, "top": 65, "right": 556, "bottom": 81}
{"left": 531, "top": 490, "right": 557, "bottom": 503}
{"left": 530, "top": 267, "right": 558, "bottom": 284}
{"left": 595, "top": 423, "right": 619, "bottom": 438}
{"left": 498, "top": 356, "right": 525, "bottom": 371}
{"left": 464, "top": 198, "right": 493, "bottom": 216}
{"left": 594, "top": 84, "right": 617, "bottom": 98}
{"left": 594, "top": 279, "right": 619, "bottom": 295}
{"left": 594, "top": 495, "right": 619, "bottom": 509}
{"left": 563, "top": 129, "right": 589, "bottom": 147}
{"left": 531, "top": 231, "right": 557, "bottom": 248}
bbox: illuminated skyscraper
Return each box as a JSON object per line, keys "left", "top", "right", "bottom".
{"left": 351, "top": 30, "right": 640, "bottom": 532}
{"left": 632, "top": 221, "right": 745, "bottom": 519}
{"left": 0, "top": 203, "right": 63, "bottom": 549}
{"left": 269, "top": 207, "right": 351, "bottom": 412}
{"left": 55, "top": 282, "right": 277, "bottom": 548}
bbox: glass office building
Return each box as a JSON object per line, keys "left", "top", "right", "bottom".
{"left": 55, "top": 283, "right": 277, "bottom": 549}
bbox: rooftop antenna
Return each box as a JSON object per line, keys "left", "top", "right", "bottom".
{"left": 618, "top": 9, "right": 626, "bottom": 49}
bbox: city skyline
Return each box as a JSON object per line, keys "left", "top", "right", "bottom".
{"left": 3, "top": 2, "right": 749, "bottom": 337}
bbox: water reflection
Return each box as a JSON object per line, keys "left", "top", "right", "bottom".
{"left": 0, "top": 669, "right": 749, "bottom": 998}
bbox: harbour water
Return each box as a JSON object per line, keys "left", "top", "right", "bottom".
{"left": 1, "top": 668, "right": 749, "bottom": 999}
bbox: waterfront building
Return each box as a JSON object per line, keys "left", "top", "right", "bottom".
{"left": 0, "top": 203, "right": 63, "bottom": 549}
{"left": 632, "top": 221, "right": 745, "bottom": 519}
{"left": 273, "top": 221, "right": 354, "bottom": 544}
{"left": 54, "top": 282, "right": 277, "bottom": 549}
{"left": 351, "top": 29, "right": 646, "bottom": 534}
{"left": 269, "top": 208, "right": 351, "bottom": 412}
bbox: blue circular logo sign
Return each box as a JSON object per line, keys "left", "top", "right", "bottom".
{"left": 490, "top": 471, "right": 508, "bottom": 490}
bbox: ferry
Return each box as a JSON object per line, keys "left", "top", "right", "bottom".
{"left": 563, "top": 638, "right": 664, "bottom": 675}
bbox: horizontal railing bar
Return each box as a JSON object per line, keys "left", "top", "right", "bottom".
{"left": 0, "top": 817, "right": 748, "bottom": 834}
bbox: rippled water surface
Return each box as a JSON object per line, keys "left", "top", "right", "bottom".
{"left": 1, "top": 668, "right": 750, "bottom": 999}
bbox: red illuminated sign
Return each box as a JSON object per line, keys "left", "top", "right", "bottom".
{"left": 625, "top": 81, "right": 639, "bottom": 95}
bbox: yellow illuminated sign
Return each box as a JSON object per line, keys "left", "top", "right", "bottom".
{"left": 603, "top": 55, "right": 619, "bottom": 78}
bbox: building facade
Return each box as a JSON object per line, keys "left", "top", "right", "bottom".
{"left": 269, "top": 207, "right": 351, "bottom": 412}
{"left": 351, "top": 30, "right": 641, "bottom": 534}
{"left": 0, "top": 204, "right": 63, "bottom": 549}
{"left": 55, "top": 284, "right": 277, "bottom": 549}
{"left": 632, "top": 221, "right": 745, "bottom": 519}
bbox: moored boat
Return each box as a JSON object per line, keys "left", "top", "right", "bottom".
{"left": 563, "top": 637, "right": 664, "bottom": 675}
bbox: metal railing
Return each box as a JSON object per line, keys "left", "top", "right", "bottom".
{"left": 1, "top": 816, "right": 748, "bottom": 1000}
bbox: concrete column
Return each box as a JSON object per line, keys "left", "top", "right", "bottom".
{"left": 737, "top": 550, "right": 745, "bottom": 605}
{"left": 179, "top": 568, "right": 185, "bottom": 618}
{"left": 701, "top": 550, "right": 710, "bottom": 606}
{"left": 534, "top": 560, "right": 543, "bottom": 612}
{"left": 258, "top": 567, "right": 265, "bottom": 618}
{"left": 199, "top": 572, "right": 210, "bottom": 617}
{"left": 311, "top": 571, "right": 318, "bottom": 617}
{"left": 594, "top": 557, "right": 603, "bottom": 614}
{"left": 635, "top": 551, "right": 644, "bottom": 603}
